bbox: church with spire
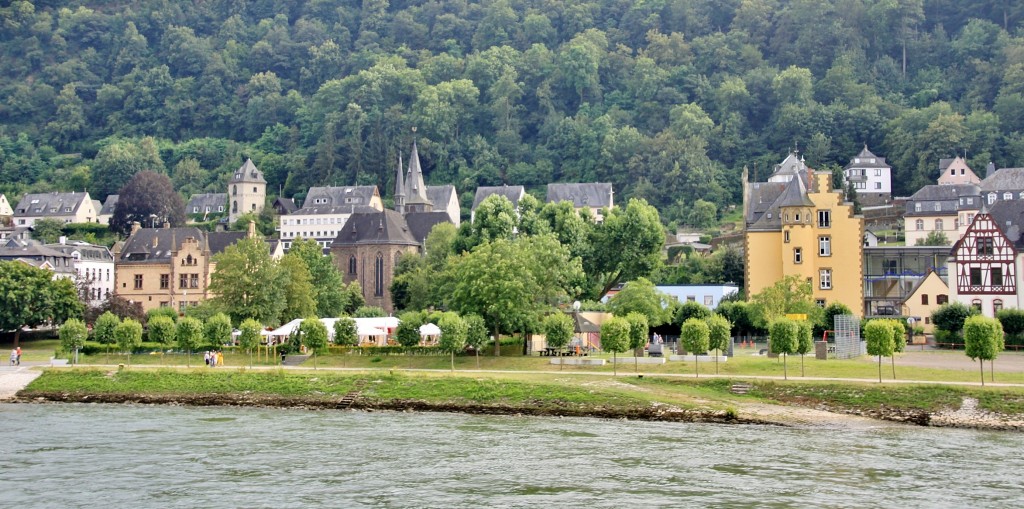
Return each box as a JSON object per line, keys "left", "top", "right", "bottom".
{"left": 330, "top": 140, "right": 458, "bottom": 312}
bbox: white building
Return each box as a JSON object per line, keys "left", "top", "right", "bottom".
{"left": 12, "top": 192, "right": 100, "bottom": 227}
{"left": 46, "top": 238, "right": 115, "bottom": 307}
{"left": 0, "top": 194, "right": 13, "bottom": 224}
{"left": 228, "top": 159, "right": 267, "bottom": 224}
{"left": 279, "top": 186, "right": 383, "bottom": 250}
{"left": 843, "top": 145, "right": 891, "bottom": 195}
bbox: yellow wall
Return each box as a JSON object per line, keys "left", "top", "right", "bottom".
{"left": 901, "top": 271, "right": 948, "bottom": 333}
{"left": 746, "top": 172, "right": 863, "bottom": 314}
{"left": 115, "top": 237, "right": 211, "bottom": 313}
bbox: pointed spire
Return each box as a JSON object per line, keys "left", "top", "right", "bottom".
{"left": 404, "top": 136, "right": 432, "bottom": 212}
{"left": 394, "top": 153, "right": 406, "bottom": 215}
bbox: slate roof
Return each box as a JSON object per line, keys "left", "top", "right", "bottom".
{"left": 186, "top": 193, "right": 227, "bottom": 213}
{"left": 331, "top": 210, "right": 420, "bottom": 247}
{"left": 776, "top": 175, "right": 815, "bottom": 207}
{"left": 546, "top": 183, "right": 613, "bottom": 208}
{"left": 981, "top": 168, "right": 1024, "bottom": 192}
{"left": 426, "top": 185, "right": 456, "bottom": 208}
{"left": 118, "top": 227, "right": 208, "bottom": 263}
{"left": 905, "top": 184, "right": 980, "bottom": 216}
{"left": 98, "top": 195, "right": 118, "bottom": 216}
{"left": 745, "top": 182, "right": 787, "bottom": 230}
{"left": 844, "top": 145, "right": 890, "bottom": 169}
{"left": 0, "top": 244, "right": 77, "bottom": 274}
{"left": 206, "top": 231, "right": 248, "bottom": 255}
{"left": 405, "top": 211, "right": 453, "bottom": 244}
{"left": 473, "top": 185, "right": 525, "bottom": 210}
{"left": 229, "top": 159, "right": 266, "bottom": 184}
{"left": 297, "top": 186, "right": 379, "bottom": 215}
{"left": 986, "top": 201, "right": 1024, "bottom": 249}
{"left": 45, "top": 241, "right": 113, "bottom": 262}
{"left": 939, "top": 158, "right": 955, "bottom": 171}
{"left": 13, "top": 192, "right": 91, "bottom": 217}
{"left": 769, "top": 152, "right": 810, "bottom": 183}
{"left": 272, "top": 197, "right": 297, "bottom": 214}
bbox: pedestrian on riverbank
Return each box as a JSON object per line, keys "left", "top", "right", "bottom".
{"left": 9, "top": 349, "right": 16, "bottom": 366}
{"left": 16, "top": 346, "right": 21, "bottom": 365}
{"left": 204, "top": 351, "right": 211, "bottom": 366}
{"left": 216, "top": 350, "right": 224, "bottom": 367}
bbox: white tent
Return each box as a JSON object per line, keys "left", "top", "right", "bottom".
{"left": 419, "top": 323, "right": 441, "bottom": 336}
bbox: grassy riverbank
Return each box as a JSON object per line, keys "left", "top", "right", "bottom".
{"left": 17, "top": 368, "right": 1024, "bottom": 430}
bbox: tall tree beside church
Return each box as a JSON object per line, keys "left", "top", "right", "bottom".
{"left": 287, "top": 238, "right": 347, "bottom": 317}
{"left": 109, "top": 171, "right": 186, "bottom": 235}
{"left": 209, "top": 237, "right": 285, "bottom": 327}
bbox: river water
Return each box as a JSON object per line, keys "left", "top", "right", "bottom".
{"left": 1, "top": 403, "right": 1023, "bottom": 508}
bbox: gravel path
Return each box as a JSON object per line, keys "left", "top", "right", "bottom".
{"left": 0, "top": 364, "right": 44, "bottom": 400}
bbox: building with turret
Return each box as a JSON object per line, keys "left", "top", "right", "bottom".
{"left": 228, "top": 159, "right": 266, "bottom": 223}
{"left": 744, "top": 151, "right": 864, "bottom": 313}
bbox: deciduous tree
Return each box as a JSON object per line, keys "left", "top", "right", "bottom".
{"left": 964, "top": 315, "right": 1002, "bottom": 386}
{"left": 705, "top": 314, "right": 732, "bottom": 374}
{"left": 680, "top": 318, "right": 710, "bottom": 377}
{"left": 769, "top": 318, "right": 798, "bottom": 380}
{"left": 299, "top": 317, "right": 328, "bottom": 369}
{"left": 600, "top": 316, "right": 631, "bottom": 376}
{"left": 59, "top": 318, "right": 87, "bottom": 364}
{"left": 209, "top": 237, "right": 285, "bottom": 326}
{"left": 175, "top": 316, "right": 203, "bottom": 367}
{"left": 333, "top": 317, "right": 358, "bottom": 347}
{"left": 238, "top": 318, "right": 262, "bottom": 368}
{"left": 109, "top": 170, "right": 185, "bottom": 235}
{"left": 865, "top": 319, "right": 895, "bottom": 383}
{"left": 0, "top": 261, "right": 84, "bottom": 347}
{"left": 115, "top": 318, "right": 143, "bottom": 366}
{"left": 437, "top": 312, "right": 468, "bottom": 372}
{"left": 625, "top": 312, "right": 649, "bottom": 372}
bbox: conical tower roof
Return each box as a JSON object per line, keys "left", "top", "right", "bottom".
{"left": 404, "top": 141, "right": 431, "bottom": 206}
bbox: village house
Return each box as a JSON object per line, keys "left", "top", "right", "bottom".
{"left": 97, "top": 195, "right": 118, "bottom": 225}
{"left": 743, "top": 151, "right": 863, "bottom": 313}
{"left": 900, "top": 270, "right": 949, "bottom": 333}
{"left": 903, "top": 184, "right": 980, "bottom": 246}
{"left": 843, "top": 145, "right": 892, "bottom": 203}
{"left": 12, "top": 191, "right": 100, "bottom": 226}
{"left": 947, "top": 201, "right": 1024, "bottom": 317}
{"left": 45, "top": 238, "right": 114, "bottom": 307}
{"left": 546, "top": 183, "right": 614, "bottom": 222}
{"left": 472, "top": 185, "right": 526, "bottom": 222}
{"left": 937, "top": 156, "right": 981, "bottom": 185}
{"left": 0, "top": 194, "right": 13, "bottom": 224}
{"left": 185, "top": 193, "right": 227, "bottom": 222}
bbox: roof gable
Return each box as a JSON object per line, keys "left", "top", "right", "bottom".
{"left": 546, "top": 183, "right": 613, "bottom": 208}
{"left": 473, "top": 185, "right": 525, "bottom": 209}
{"left": 14, "top": 192, "right": 91, "bottom": 217}
{"left": 331, "top": 209, "right": 420, "bottom": 247}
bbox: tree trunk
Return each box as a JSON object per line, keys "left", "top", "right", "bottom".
{"left": 694, "top": 355, "right": 699, "bottom": 378}
{"left": 475, "top": 349, "right": 480, "bottom": 369}
{"left": 991, "top": 359, "right": 995, "bottom": 383}
{"left": 980, "top": 359, "right": 985, "bottom": 386}
{"left": 716, "top": 348, "right": 720, "bottom": 375}
{"left": 783, "top": 353, "right": 787, "bottom": 380}
{"left": 634, "top": 352, "right": 638, "bottom": 373}
{"left": 313, "top": 352, "right": 317, "bottom": 370}
{"left": 13, "top": 327, "right": 21, "bottom": 349}
{"left": 450, "top": 351, "right": 454, "bottom": 373}
{"left": 493, "top": 326, "right": 500, "bottom": 357}
{"left": 801, "top": 353, "right": 805, "bottom": 377}
{"left": 878, "top": 355, "right": 882, "bottom": 383}
{"left": 613, "top": 351, "right": 617, "bottom": 376}
{"left": 892, "top": 355, "right": 896, "bottom": 380}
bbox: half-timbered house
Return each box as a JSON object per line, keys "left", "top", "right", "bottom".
{"left": 947, "top": 204, "right": 1023, "bottom": 317}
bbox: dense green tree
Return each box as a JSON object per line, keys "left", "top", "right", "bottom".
{"left": 32, "top": 218, "right": 65, "bottom": 244}
{"left": 175, "top": 316, "right": 203, "bottom": 367}
{"left": 396, "top": 311, "right": 424, "bottom": 349}
{"left": 932, "top": 302, "right": 978, "bottom": 339}
{"left": 606, "top": 277, "right": 671, "bottom": 326}
{"left": 91, "top": 138, "right": 164, "bottom": 200}
{"left": 59, "top": 318, "right": 88, "bottom": 364}
{"left": 680, "top": 318, "right": 711, "bottom": 377}
{"left": 278, "top": 253, "right": 316, "bottom": 323}
{"left": 238, "top": 318, "right": 262, "bottom": 368}
{"left": 437, "top": 312, "right": 468, "bottom": 372}
{"left": 0, "top": 261, "right": 83, "bottom": 347}
{"left": 333, "top": 317, "right": 358, "bottom": 347}
{"left": 624, "top": 312, "right": 649, "bottom": 372}
{"left": 204, "top": 312, "right": 233, "bottom": 351}
{"left": 600, "top": 316, "right": 631, "bottom": 376}
{"left": 769, "top": 318, "right": 798, "bottom": 380}
{"left": 93, "top": 311, "right": 120, "bottom": 346}
{"left": 794, "top": 320, "right": 814, "bottom": 377}
{"left": 964, "top": 315, "right": 1002, "bottom": 386}
{"left": 865, "top": 319, "right": 896, "bottom": 383}
{"left": 750, "top": 275, "right": 822, "bottom": 329}
{"left": 299, "top": 317, "right": 328, "bottom": 369}
{"left": 147, "top": 315, "right": 176, "bottom": 345}
{"left": 115, "top": 318, "right": 143, "bottom": 365}
{"left": 209, "top": 236, "right": 285, "bottom": 326}
{"left": 586, "top": 198, "right": 664, "bottom": 299}
{"left": 542, "top": 312, "right": 575, "bottom": 355}
{"left": 675, "top": 300, "right": 713, "bottom": 326}
{"left": 705, "top": 314, "right": 732, "bottom": 374}
{"left": 464, "top": 313, "right": 489, "bottom": 368}
{"left": 287, "top": 237, "right": 347, "bottom": 317}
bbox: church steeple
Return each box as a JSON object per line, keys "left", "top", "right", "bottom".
{"left": 394, "top": 154, "right": 406, "bottom": 215}
{"left": 404, "top": 137, "right": 432, "bottom": 213}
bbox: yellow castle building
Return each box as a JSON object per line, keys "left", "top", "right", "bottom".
{"left": 743, "top": 152, "right": 864, "bottom": 314}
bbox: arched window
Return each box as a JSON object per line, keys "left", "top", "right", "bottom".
{"left": 233, "top": 185, "right": 237, "bottom": 196}
{"left": 374, "top": 253, "right": 384, "bottom": 297}
{"left": 935, "top": 219, "right": 944, "bottom": 231}
{"left": 348, "top": 255, "right": 357, "bottom": 275}
{"left": 915, "top": 219, "right": 924, "bottom": 230}
{"left": 971, "top": 299, "right": 982, "bottom": 312}
{"left": 232, "top": 201, "right": 238, "bottom": 213}
{"left": 994, "top": 299, "right": 1004, "bottom": 314}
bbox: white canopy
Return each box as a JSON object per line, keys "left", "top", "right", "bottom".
{"left": 419, "top": 323, "right": 441, "bottom": 336}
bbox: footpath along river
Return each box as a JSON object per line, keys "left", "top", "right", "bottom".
{"left": 2, "top": 403, "right": 1024, "bottom": 508}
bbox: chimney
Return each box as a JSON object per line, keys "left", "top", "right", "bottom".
{"left": 152, "top": 235, "right": 159, "bottom": 248}
{"left": 131, "top": 222, "right": 141, "bottom": 235}
{"left": 247, "top": 220, "right": 256, "bottom": 238}
{"left": 59, "top": 236, "right": 66, "bottom": 245}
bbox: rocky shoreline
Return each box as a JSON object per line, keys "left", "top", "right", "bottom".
{"left": 14, "top": 390, "right": 1024, "bottom": 431}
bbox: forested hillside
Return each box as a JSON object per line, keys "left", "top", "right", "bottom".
{"left": 1, "top": 0, "right": 1022, "bottom": 227}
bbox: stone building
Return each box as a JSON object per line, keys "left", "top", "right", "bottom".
{"left": 228, "top": 159, "right": 266, "bottom": 224}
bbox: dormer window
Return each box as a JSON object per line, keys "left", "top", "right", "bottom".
{"left": 855, "top": 158, "right": 860, "bottom": 164}
{"left": 193, "top": 207, "right": 199, "bottom": 213}
{"left": 934, "top": 203, "right": 940, "bottom": 211}
{"left": 64, "top": 207, "right": 71, "bottom": 212}
{"left": 988, "top": 194, "right": 996, "bottom": 204}
{"left": 1005, "top": 193, "right": 1012, "bottom": 200}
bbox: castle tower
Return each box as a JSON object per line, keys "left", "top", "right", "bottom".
{"left": 403, "top": 141, "right": 433, "bottom": 214}
{"left": 394, "top": 154, "right": 406, "bottom": 215}
{"left": 228, "top": 158, "right": 266, "bottom": 224}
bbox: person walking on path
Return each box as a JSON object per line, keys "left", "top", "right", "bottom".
{"left": 16, "top": 346, "right": 21, "bottom": 366}
{"left": 9, "top": 349, "right": 16, "bottom": 366}
{"left": 216, "top": 351, "right": 224, "bottom": 367}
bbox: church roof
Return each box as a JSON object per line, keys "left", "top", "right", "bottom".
{"left": 331, "top": 209, "right": 420, "bottom": 247}
{"left": 405, "top": 211, "right": 454, "bottom": 244}
{"left": 405, "top": 142, "right": 431, "bottom": 206}
{"left": 981, "top": 168, "right": 1024, "bottom": 192}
